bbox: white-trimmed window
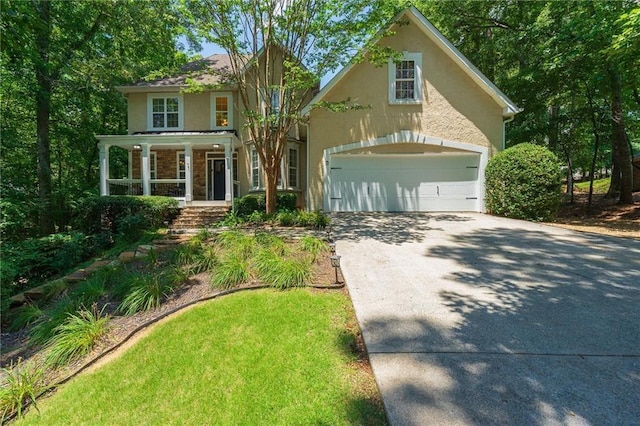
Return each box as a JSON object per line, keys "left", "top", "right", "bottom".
{"left": 251, "top": 148, "right": 260, "bottom": 189}
{"left": 177, "top": 151, "right": 185, "bottom": 179}
{"left": 147, "top": 94, "right": 183, "bottom": 130}
{"left": 388, "top": 52, "right": 422, "bottom": 104}
{"left": 149, "top": 152, "right": 157, "bottom": 179}
{"left": 211, "top": 92, "right": 233, "bottom": 129}
{"left": 287, "top": 145, "right": 298, "bottom": 189}
{"left": 251, "top": 144, "right": 299, "bottom": 190}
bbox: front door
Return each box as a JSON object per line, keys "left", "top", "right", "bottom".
{"left": 208, "top": 159, "right": 226, "bottom": 200}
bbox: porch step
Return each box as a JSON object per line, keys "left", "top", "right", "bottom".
{"left": 169, "top": 206, "right": 230, "bottom": 230}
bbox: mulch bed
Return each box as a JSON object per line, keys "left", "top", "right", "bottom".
{"left": 0, "top": 236, "right": 344, "bottom": 389}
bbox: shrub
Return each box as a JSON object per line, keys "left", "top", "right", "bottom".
{"left": 233, "top": 192, "right": 297, "bottom": 217}
{"left": 72, "top": 196, "right": 179, "bottom": 236}
{"left": 216, "top": 231, "right": 255, "bottom": 259}
{"left": 485, "top": 143, "right": 563, "bottom": 221}
{"left": 296, "top": 210, "right": 330, "bottom": 228}
{"left": 116, "top": 213, "right": 150, "bottom": 243}
{"left": 1, "top": 232, "right": 103, "bottom": 298}
{"left": 44, "top": 305, "right": 109, "bottom": 367}
{"left": 0, "top": 359, "right": 47, "bottom": 420}
{"left": 275, "top": 210, "right": 296, "bottom": 226}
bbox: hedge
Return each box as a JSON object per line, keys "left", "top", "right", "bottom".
{"left": 72, "top": 196, "right": 179, "bottom": 236}
{"left": 234, "top": 192, "right": 297, "bottom": 217}
{"left": 485, "top": 143, "right": 563, "bottom": 221}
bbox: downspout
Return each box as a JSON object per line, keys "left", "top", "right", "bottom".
{"left": 304, "top": 122, "right": 310, "bottom": 211}
{"left": 502, "top": 114, "right": 515, "bottom": 150}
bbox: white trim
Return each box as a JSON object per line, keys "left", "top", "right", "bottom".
{"left": 302, "top": 6, "right": 520, "bottom": 116}
{"left": 388, "top": 52, "right": 422, "bottom": 104}
{"left": 322, "top": 131, "right": 489, "bottom": 212}
{"left": 146, "top": 93, "right": 184, "bottom": 131}
{"left": 210, "top": 92, "right": 234, "bottom": 130}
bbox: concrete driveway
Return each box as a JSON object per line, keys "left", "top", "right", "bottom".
{"left": 332, "top": 213, "right": 640, "bottom": 426}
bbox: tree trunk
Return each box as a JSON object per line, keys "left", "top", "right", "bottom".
{"left": 35, "top": 0, "right": 55, "bottom": 235}
{"left": 609, "top": 69, "right": 633, "bottom": 204}
{"left": 263, "top": 162, "right": 279, "bottom": 214}
{"left": 607, "top": 141, "right": 620, "bottom": 198}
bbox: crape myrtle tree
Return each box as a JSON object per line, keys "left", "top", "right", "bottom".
{"left": 181, "top": 0, "right": 396, "bottom": 214}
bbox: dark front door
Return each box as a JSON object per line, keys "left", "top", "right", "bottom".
{"left": 210, "top": 159, "right": 226, "bottom": 200}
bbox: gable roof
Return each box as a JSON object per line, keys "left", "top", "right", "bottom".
{"left": 116, "top": 54, "right": 235, "bottom": 93}
{"left": 301, "top": 6, "right": 520, "bottom": 117}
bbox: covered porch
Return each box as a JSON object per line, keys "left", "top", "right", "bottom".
{"left": 97, "top": 132, "right": 239, "bottom": 207}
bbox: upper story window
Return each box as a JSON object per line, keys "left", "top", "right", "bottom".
{"left": 211, "top": 92, "right": 233, "bottom": 130}
{"left": 388, "top": 52, "right": 422, "bottom": 104}
{"left": 147, "top": 94, "right": 183, "bottom": 130}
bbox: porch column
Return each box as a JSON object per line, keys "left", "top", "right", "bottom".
{"left": 184, "top": 143, "right": 193, "bottom": 202}
{"left": 99, "top": 143, "right": 110, "bottom": 196}
{"left": 141, "top": 143, "right": 151, "bottom": 196}
{"left": 224, "top": 143, "right": 232, "bottom": 202}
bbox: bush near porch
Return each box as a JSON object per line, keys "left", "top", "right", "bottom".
{"left": 230, "top": 193, "right": 329, "bottom": 229}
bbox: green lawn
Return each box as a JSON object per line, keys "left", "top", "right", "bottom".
{"left": 574, "top": 177, "right": 611, "bottom": 194}
{"left": 17, "top": 289, "right": 386, "bottom": 425}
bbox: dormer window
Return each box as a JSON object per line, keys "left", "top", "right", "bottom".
{"left": 389, "top": 52, "right": 422, "bottom": 104}
{"left": 211, "top": 92, "right": 233, "bottom": 130}
{"left": 147, "top": 94, "right": 183, "bottom": 130}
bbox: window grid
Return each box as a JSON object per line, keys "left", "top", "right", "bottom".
{"left": 151, "top": 97, "right": 180, "bottom": 129}
{"left": 288, "top": 147, "right": 298, "bottom": 188}
{"left": 251, "top": 149, "right": 259, "bottom": 188}
{"left": 395, "top": 60, "right": 416, "bottom": 100}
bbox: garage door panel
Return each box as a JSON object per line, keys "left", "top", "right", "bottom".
{"left": 329, "top": 153, "right": 481, "bottom": 212}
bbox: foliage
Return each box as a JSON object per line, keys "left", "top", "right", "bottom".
{"left": 299, "top": 236, "right": 327, "bottom": 263}
{"left": 234, "top": 192, "right": 297, "bottom": 217}
{"left": 8, "top": 304, "right": 43, "bottom": 333}
{"left": 29, "top": 297, "right": 83, "bottom": 346}
{"left": 72, "top": 196, "right": 179, "bottom": 236}
{"left": 0, "top": 359, "right": 47, "bottom": 421}
{"left": 191, "top": 245, "right": 219, "bottom": 274}
{"left": 485, "top": 143, "right": 563, "bottom": 222}
{"left": 44, "top": 305, "right": 109, "bottom": 368}
{"left": 118, "top": 272, "right": 175, "bottom": 315}
{"left": 182, "top": 0, "right": 394, "bottom": 213}
{"left": 413, "top": 0, "right": 638, "bottom": 204}
{"left": 1, "top": 0, "right": 189, "bottom": 236}
{"left": 0, "top": 232, "right": 107, "bottom": 314}
{"left": 254, "top": 250, "right": 311, "bottom": 289}
{"left": 210, "top": 253, "right": 250, "bottom": 289}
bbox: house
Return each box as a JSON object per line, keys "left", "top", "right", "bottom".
{"left": 97, "top": 6, "right": 519, "bottom": 213}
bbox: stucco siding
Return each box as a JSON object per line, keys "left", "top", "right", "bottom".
{"left": 306, "top": 16, "right": 505, "bottom": 210}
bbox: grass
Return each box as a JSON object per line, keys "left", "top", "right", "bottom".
{"left": 118, "top": 273, "right": 174, "bottom": 315}
{"left": 16, "top": 290, "right": 386, "bottom": 425}
{"left": 44, "top": 305, "right": 109, "bottom": 368}
{"left": 574, "top": 177, "right": 611, "bottom": 194}
{"left": 255, "top": 249, "right": 312, "bottom": 289}
{"left": 210, "top": 253, "right": 250, "bottom": 289}
{"left": 0, "top": 359, "right": 47, "bottom": 421}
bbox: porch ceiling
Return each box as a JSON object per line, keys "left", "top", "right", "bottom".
{"left": 97, "top": 132, "right": 240, "bottom": 150}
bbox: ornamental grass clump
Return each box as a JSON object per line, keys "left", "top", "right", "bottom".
{"left": 254, "top": 250, "right": 311, "bottom": 289}
{"left": 8, "top": 304, "right": 43, "bottom": 332}
{"left": 118, "top": 273, "right": 174, "bottom": 315}
{"left": 44, "top": 304, "right": 109, "bottom": 368}
{"left": 0, "top": 359, "right": 47, "bottom": 421}
{"left": 210, "top": 253, "right": 250, "bottom": 290}
{"left": 299, "top": 236, "right": 327, "bottom": 263}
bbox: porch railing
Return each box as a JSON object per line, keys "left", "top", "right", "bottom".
{"left": 107, "top": 179, "right": 186, "bottom": 198}
{"left": 108, "top": 179, "right": 142, "bottom": 195}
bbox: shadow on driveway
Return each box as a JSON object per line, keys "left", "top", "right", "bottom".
{"left": 338, "top": 214, "right": 640, "bottom": 425}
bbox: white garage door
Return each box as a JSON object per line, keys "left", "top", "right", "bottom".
{"left": 329, "top": 153, "right": 481, "bottom": 212}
